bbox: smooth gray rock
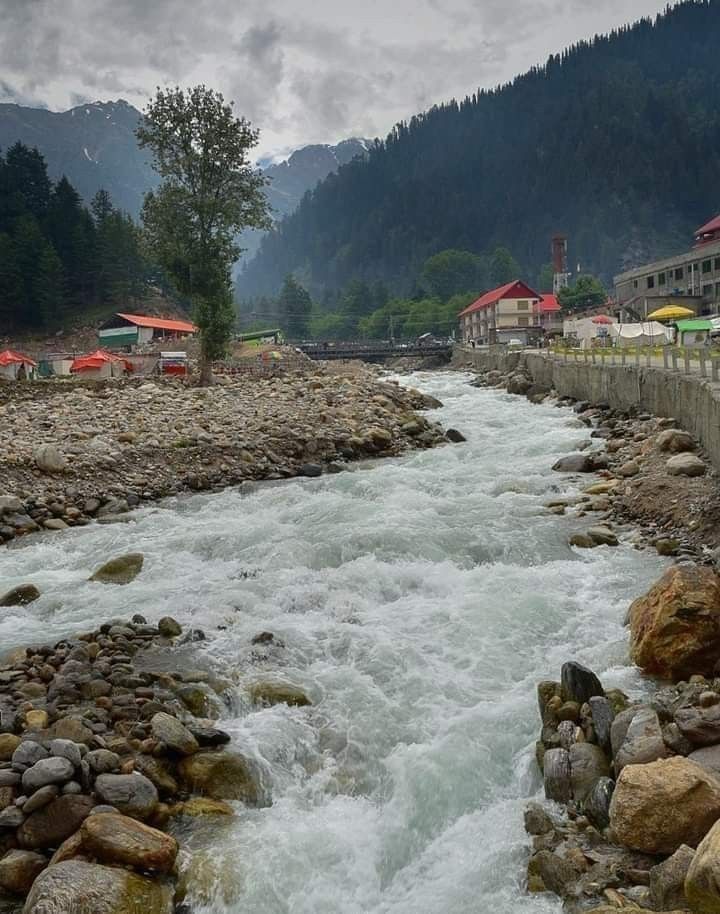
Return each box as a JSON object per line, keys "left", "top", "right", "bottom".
{"left": 12, "top": 741, "right": 49, "bottom": 772}
{"left": 49, "top": 739, "right": 82, "bottom": 769}
{"left": 689, "top": 745, "right": 720, "bottom": 778}
{"left": 0, "top": 806, "right": 25, "bottom": 827}
{"left": 614, "top": 707, "right": 669, "bottom": 772}
{"left": 0, "top": 770, "right": 21, "bottom": 787}
{"left": 675, "top": 704, "right": 720, "bottom": 746}
{"left": 22, "top": 757, "right": 74, "bottom": 793}
{"left": 0, "top": 584, "right": 41, "bottom": 607}
{"left": 93, "top": 773, "right": 158, "bottom": 819}
{"left": 610, "top": 707, "right": 641, "bottom": 759}
{"left": 150, "top": 713, "right": 199, "bottom": 756}
{"left": 552, "top": 454, "right": 594, "bottom": 473}
{"left": 569, "top": 743, "right": 611, "bottom": 803}
{"left": 85, "top": 749, "right": 120, "bottom": 774}
{"left": 22, "top": 784, "right": 59, "bottom": 815}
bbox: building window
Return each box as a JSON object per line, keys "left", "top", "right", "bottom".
{"left": 703, "top": 284, "right": 713, "bottom": 297}
{"left": 517, "top": 316, "right": 529, "bottom": 327}
{"left": 675, "top": 267, "right": 684, "bottom": 280}
{"left": 633, "top": 279, "right": 638, "bottom": 289}
{"left": 703, "top": 259, "right": 712, "bottom": 275}
{"left": 516, "top": 300, "right": 529, "bottom": 310}
{"left": 715, "top": 258, "right": 720, "bottom": 272}
{"left": 658, "top": 272, "right": 666, "bottom": 285}
{"left": 647, "top": 275, "right": 655, "bottom": 289}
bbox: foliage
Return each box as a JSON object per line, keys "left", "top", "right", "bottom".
{"left": 421, "top": 250, "right": 483, "bottom": 300}
{"left": 137, "top": 85, "right": 270, "bottom": 379}
{"left": 558, "top": 274, "right": 607, "bottom": 312}
{"left": 278, "top": 275, "right": 313, "bottom": 338}
{"left": 537, "top": 262, "right": 555, "bottom": 293}
{"left": 0, "top": 142, "right": 150, "bottom": 332}
{"left": 241, "top": 1, "right": 720, "bottom": 298}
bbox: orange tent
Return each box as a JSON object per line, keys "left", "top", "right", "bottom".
{"left": 0, "top": 349, "right": 37, "bottom": 379}
{"left": 70, "top": 350, "right": 132, "bottom": 375}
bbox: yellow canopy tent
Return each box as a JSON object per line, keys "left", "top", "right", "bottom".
{"left": 647, "top": 305, "right": 695, "bottom": 321}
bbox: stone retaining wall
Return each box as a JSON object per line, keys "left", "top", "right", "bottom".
{"left": 452, "top": 346, "right": 720, "bottom": 470}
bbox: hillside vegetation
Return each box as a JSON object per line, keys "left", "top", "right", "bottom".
{"left": 240, "top": 0, "right": 720, "bottom": 303}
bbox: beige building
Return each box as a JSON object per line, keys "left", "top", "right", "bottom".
{"left": 614, "top": 215, "right": 720, "bottom": 318}
{"left": 458, "top": 280, "right": 546, "bottom": 345}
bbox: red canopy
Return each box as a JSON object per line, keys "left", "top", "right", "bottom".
{"left": 71, "top": 350, "right": 132, "bottom": 373}
{"left": 591, "top": 315, "right": 613, "bottom": 325}
{"left": 0, "top": 349, "right": 37, "bottom": 367}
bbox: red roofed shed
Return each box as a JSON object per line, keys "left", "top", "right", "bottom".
{"left": 0, "top": 349, "right": 37, "bottom": 380}
{"left": 98, "top": 313, "right": 197, "bottom": 350}
{"left": 458, "top": 280, "right": 543, "bottom": 345}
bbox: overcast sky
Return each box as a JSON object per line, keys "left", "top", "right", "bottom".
{"left": 1, "top": 0, "right": 670, "bottom": 160}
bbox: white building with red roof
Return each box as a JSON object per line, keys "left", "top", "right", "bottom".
{"left": 98, "top": 313, "right": 198, "bottom": 351}
{"left": 458, "top": 280, "right": 545, "bottom": 345}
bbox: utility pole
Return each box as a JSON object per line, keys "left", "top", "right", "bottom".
{"left": 389, "top": 313, "right": 395, "bottom": 346}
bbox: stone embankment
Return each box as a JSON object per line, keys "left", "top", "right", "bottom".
{"left": 467, "top": 359, "right": 720, "bottom": 912}
{"left": 0, "top": 585, "right": 291, "bottom": 913}
{"left": 0, "top": 366, "right": 456, "bottom": 545}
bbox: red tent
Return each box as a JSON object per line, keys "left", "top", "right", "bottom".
{"left": 70, "top": 350, "right": 132, "bottom": 374}
{"left": 591, "top": 315, "right": 613, "bottom": 325}
{"left": 0, "top": 349, "right": 37, "bottom": 367}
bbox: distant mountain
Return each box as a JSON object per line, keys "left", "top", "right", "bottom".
{"left": 0, "top": 100, "right": 155, "bottom": 216}
{"left": 240, "top": 0, "right": 720, "bottom": 299}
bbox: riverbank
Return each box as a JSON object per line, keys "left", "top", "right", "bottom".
{"left": 0, "top": 365, "right": 451, "bottom": 545}
{"left": 464, "top": 362, "right": 720, "bottom": 911}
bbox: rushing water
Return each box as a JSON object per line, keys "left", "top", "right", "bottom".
{"left": 0, "top": 372, "right": 666, "bottom": 914}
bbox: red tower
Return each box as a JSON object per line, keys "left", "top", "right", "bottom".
{"left": 551, "top": 235, "right": 569, "bottom": 294}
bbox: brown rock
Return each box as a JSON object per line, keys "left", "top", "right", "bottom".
{"left": 686, "top": 818, "right": 720, "bottom": 913}
{"left": 649, "top": 844, "right": 695, "bottom": 911}
{"left": 0, "top": 734, "right": 21, "bottom": 761}
{"left": 18, "top": 794, "right": 95, "bottom": 850}
{"left": 0, "top": 849, "right": 47, "bottom": 895}
{"left": 249, "top": 681, "right": 311, "bottom": 707}
{"left": 22, "top": 860, "right": 174, "bottom": 914}
{"left": 178, "top": 750, "right": 261, "bottom": 804}
{"left": 80, "top": 812, "right": 178, "bottom": 874}
{"left": 609, "top": 757, "right": 720, "bottom": 854}
{"left": 628, "top": 565, "right": 720, "bottom": 679}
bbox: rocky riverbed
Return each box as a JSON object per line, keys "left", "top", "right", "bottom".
{"left": 470, "top": 362, "right": 720, "bottom": 913}
{"left": 0, "top": 366, "right": 454, "bottom": 545}
{"left": 0, "top": 592, "right": 284, "bottom": 914}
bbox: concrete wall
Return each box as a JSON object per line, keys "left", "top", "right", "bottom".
{"left": 452, "top": 345, "right": 720, "bottom": 470}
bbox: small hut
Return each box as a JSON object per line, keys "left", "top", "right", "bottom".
{"left": 0, "top": 350, "right": 37, "bottom": 381}
{"left": 70, "top": 350, "right": 131, "bottom": 379}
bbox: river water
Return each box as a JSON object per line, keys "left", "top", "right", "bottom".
{"left": 0, "top": 372, "right": 665, "bottom": 914}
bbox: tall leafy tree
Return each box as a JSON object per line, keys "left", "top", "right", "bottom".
{"left": 137, "top": 85, "right": 271, "bottom": 383}
{"left": 278, "top": 275, "right": 313, "bottom": 338}
{"left": 489, "top": 247, "right": 521, "bottom": 286}
{"left": 558, "top": 274, "right": 607, "bottom": 312}
{"left": 34, "top": 244, "right": 66, "bottom": 327}
{"left": 421, "top": 249, "right": 483, "bottom": 300}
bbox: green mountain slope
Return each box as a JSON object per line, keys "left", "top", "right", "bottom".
{"left": 240, "top": 0, "right": 720, "bottom": 299}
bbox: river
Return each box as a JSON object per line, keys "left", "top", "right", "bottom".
{"left": 0, "top": 371, "right": 665, "bottom": 914}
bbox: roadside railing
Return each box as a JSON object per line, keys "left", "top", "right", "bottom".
{"left": 548, "top": 345, "right": 720, "bottom": 380}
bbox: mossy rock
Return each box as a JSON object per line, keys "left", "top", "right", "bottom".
{"left": 168, "top": 797, "right": 234, "bottom": 818}
{"left": 177, "top": 751, "right": 262, "bottom": 805}
{"left": 89, "top": 554, "right": 144, "bottom": 585}
{"left": 249, "top": 681, "right": 311, "bottom": 708}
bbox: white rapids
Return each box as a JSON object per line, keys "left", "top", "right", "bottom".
{"left": 0, "top": 371, "right": 666, "bottom": 914}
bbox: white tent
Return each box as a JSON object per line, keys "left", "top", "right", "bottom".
{"left": 609, "top": 322, "right": 673, "bottom": 347}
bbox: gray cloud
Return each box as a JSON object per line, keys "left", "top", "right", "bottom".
{"left": 0, "top": 0, "right": 669, "bottom": 157}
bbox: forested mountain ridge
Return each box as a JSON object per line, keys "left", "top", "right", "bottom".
{"left": 240, "top": 0, "right": 720, "bottom": 300}
{"left": 0, "top": 100, "right": 155, "bottom": 217}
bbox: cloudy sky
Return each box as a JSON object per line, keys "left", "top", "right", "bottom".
{"left": 2, "top": 0, "right": 670, "bottom": 159}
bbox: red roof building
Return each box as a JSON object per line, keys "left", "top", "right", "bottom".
{"left": 694, "top": 215, "right": 720, "bottom": 247}
{"left": 458, "top": 280, "right": 543, "bottom": 345}
{"left": 0, "top": 349, "right": 37, "bottom": 380}
{"left": 71, "top": 350, "right": 132, "bottom": 378}
{"left": 98, "top": 313, "right": 197, "bottom": 350}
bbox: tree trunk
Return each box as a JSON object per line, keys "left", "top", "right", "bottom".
{"left": 198, "top": 351, "right": 213, "bottom": 386}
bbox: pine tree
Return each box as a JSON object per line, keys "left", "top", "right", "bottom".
{"left": 34, "top": 244, "right": 66, "bottom": 327}
{"left": 0, "top": 233, "right": 24, "bottom": 328}
{"left": 278, "top": 275, "right": 313, "bottom": 338}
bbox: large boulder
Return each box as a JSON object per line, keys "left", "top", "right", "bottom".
{"left": 80, "top": 813, "right": 178, "bottom": 874}
{"left": 667, "top": 453, "right": 706, "bottom": 477}
{"left": 249, "top": 682, "right": 311, "bottom": 707}
{"left": 552, "top": 454, "right": 595, "bottom": 473}
{"left": 675, "top": 704, "right": 720, "bottom": 747}
{"left": 33, "top": 445, "right": 67, "bottom": 474}
{"left": 0, "top": 584, "right": 41, "bottom": 607}
{"left": 569, "top": 743, "right": 610, "bottom": 803}
{"left": 22, "top": 860, "right": 173, "bottom": 914}
{"left": 89, "top": 554, "right": 144, "bottom": 585}
{"left": 18, "top": 795, "right": 95, "bottom": 849}
{"left": 93, "top": 774, "right": 158, "bottom": 820}
{"left": 657, "top": 429, "right": 695, "bottom": 453}
{"left": 628, "top": 565, "right": 720, "bottom": 679}
{"left": 178, "top": 750, "right": 261, "bottom": 804}
{"left": 609, "top": 757, "right": 720, "bottom": 855}
{"left": 685, "top": 819, "right": 720, "bottom": 913}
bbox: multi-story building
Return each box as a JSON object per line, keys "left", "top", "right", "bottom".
{"left": 458, "top": 281, "right": 562, "bottom": 344}
{"left": 614, "top": 215, "right": 720, "bottom": 319}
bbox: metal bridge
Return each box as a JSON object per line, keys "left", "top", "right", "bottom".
{"left": 296, "top": 341, "right": 453, "bottom": 362}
